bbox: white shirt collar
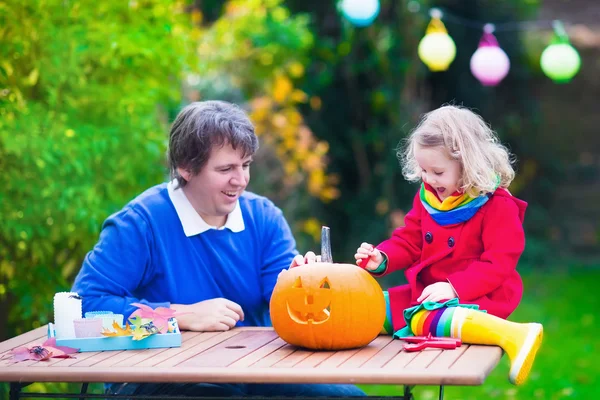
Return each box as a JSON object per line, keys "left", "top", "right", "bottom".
{"left": 167, "top": 179, "right": 245, "bottom": 237}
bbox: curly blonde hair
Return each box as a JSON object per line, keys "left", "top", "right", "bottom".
{"left": 400, "top": 105, "right": 515, "bottom": 197}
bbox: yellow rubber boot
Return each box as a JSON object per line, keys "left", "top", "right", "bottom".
{"left": 458, "top": 308, "right": 543, "bottom": 385}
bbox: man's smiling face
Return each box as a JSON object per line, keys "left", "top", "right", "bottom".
{"left": 179, "top": 143, "right": 252, "bottom": 227}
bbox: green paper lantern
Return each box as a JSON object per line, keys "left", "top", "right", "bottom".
{"left": 540, "top": 21, "right": 581, "bottom": 83}
{"left": 540, "top": 43, "right": 581, "bottom": 83}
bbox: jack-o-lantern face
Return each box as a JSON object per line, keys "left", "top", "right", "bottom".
{"left": 285, "top": 276, "right": 332, "bottom": 324}
{"left": 270, "top": 263, "right": 385, "bottom": 350}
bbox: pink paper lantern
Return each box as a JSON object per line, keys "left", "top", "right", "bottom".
{"left": 470, "top": 26, "right": 510, "bottom": 86}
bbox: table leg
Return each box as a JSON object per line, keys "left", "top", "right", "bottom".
{"left": 79, "top": 383, "right": 89, "bottom": 400}
{"left": 9, "top": 383, "right": 18, "bottom": 400}
{"left": 401, "top": 384, "right": 445, "bottom": 400}
{"left": 9, "top": 382, "right": 29, "bottom": 400}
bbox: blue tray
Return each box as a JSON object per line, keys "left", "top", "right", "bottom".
{"left": 47, "top": 321, "right": 182, "bottom": 352}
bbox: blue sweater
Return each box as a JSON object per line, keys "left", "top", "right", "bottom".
{"left": 71, "top": 183, "right": 298, "bottom": 327}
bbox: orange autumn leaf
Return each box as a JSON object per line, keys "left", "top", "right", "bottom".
{"left": 101, "top": 322, "right": 132, "bottom": 337}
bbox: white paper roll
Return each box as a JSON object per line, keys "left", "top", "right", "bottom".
{"left": 53, "top": 292, "right": 82, "bottom": 339}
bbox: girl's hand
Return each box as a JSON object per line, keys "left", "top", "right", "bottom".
{"left": 354, "top": 242, "right": 384, "bottom": 271}
{"left": 417, "top": 282, "right": 457, "bottom": 303}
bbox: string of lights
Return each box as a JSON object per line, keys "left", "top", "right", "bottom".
{"left": 337, "top": 0, "right": 583, "bottom": 85}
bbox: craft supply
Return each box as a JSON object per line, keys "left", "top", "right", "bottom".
{"left": 73, "top": 318, "right": 103, "bottom": 338}
{"left": 53, "top": 292, "right": 83, "bottom": 339}
{"left": 84, "top": 311, "right": 113, "bottom": 318}
{"left": 85, "top": 312, "right": 124, "bottom": 332}
{"left": 399, "top": 333, "right": 462, "bottom": 352}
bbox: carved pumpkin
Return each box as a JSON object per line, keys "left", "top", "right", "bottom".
{"left": 269, "top": 262, "right": 385, "bottom": 350}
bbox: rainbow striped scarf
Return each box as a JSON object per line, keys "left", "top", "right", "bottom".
{"left": 420, "top": 183, "right": 494, "bottom": 226}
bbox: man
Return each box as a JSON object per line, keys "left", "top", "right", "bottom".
{"left": 72, "top": 101, "right": 365, "bottom": 397}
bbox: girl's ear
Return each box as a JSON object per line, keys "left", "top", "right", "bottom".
{"left": 177, "top": 167, "right": 192, "bottom": 182}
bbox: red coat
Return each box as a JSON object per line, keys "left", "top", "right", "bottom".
{"left": 373, "top": 188, "right": 527, "bottom": 332}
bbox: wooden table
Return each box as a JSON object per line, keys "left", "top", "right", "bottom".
{"left": 0, "top": 326, "right": 502, "bottom": 400}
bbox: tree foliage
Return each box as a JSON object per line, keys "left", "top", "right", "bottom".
{"left": 0, "top": 0, "right": 196, "bottom": 337}
{"left": 192, "top": 0, "right": 339, "bottom": 246}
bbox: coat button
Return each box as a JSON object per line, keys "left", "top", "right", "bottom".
{"left": 425, "top": 232, "right": 433, "bottom": 244}
{"left": 448, "top": 237, "right": 455, "bottom": 247}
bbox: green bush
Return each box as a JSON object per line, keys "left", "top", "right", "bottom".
{"left": 0, "top": 0, "right": 195, "bottom": 338}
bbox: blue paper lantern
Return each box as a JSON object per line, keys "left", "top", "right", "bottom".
{"left": 339, "top": 0, "right": 380, "bottom": 27}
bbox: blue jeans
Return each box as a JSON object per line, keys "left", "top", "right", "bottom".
{"left": 107, "top": 382, "right": 366, "bottom": 397}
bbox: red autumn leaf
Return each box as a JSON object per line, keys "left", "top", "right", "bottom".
{"left": 8, "top": 346, "right": 52, "bottom": 362}
{"left": 5, "top": 339, "right": 78, "bottom": 363}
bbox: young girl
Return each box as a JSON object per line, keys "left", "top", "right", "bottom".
{"left": 355, "top": 105, "right": 543, "bottom": 385}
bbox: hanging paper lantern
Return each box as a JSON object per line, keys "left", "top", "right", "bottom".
{"left": 540, "top": 20, "right": 581, "bottom": 83}
{"left": 418, "top": 10, "right": 456, "bottom": 72}
{"left": 540, "top": 44, "right": 581, "bottom": 83}
{"left": 339, "top": 0, "right": 380, "bottom": 27}
{"left": 470, "top": 25, "right": 510, "bottom": 86}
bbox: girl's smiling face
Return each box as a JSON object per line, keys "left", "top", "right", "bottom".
{"left": 414, "top": 144, "right": 462, "bottom": 200}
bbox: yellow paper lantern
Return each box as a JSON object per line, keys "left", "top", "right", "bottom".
{"left": 418, "top": 11, "right": 456, "bottom": 72}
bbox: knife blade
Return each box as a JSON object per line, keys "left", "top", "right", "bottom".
{"left": 320, "top": 226, "right": 333, "bottom": 263}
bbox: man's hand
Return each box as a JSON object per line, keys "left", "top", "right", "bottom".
{"left": 289, "top": 251, "right": 321, "bottom": 268}
{"left": 354, "top": 242, "right": 384, "bottom": 271}
{"left": 171, "top": 298, "right": 244, "bottom": 332}
{"left": 417, "top": 282, "right": 457, "bottom": 303}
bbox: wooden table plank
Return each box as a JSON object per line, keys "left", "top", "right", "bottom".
{"left": 316, "top": 348, "right": 360, "bottom": 368}
{"left": 338, "top": 336, "right": 391, "bottom": 369}
{"left": 407, "top": 348, "right": 443, "bottom": 369}
{"left": 71, "top": 350, "right": 126, "bottom": 367}
{"left": 230, "top": 337, "right": 287, "bottom": 368}
{"left": 32, "top": 349, "right": 104, "bottom": 368}
{"left": 383, "top": 348, "right": 419, "bottom": 369}
{"left": 272, "top": 348, "right": 313, "bottom": 368}
{"left": 134, "top": 331, "right": 221, "bottom": 367}
{"left": 180, "top": 330, "right": 278, "bottom": 368}
{"left": 450, "top": 345, "right": 503, "bottom": 384}
{"left": 296, "top": 351, "right": 335, "bottom": 368}
{"left": 293, "top": 350, "right": 335, "bottom": 368}
{"left": 361, "top": 339, "right": 405, "bottom": 368}
{"left": 154, "top": 330, "right": 239, "bottom": 368}
{"left": 251, "top": 343, "right": 296, "bottom": 367}
{"left": 427, "top": 345, "right": 470, "bottom": 371}
{"left": 94, "top": 331, "right": 202, "bottom": 368}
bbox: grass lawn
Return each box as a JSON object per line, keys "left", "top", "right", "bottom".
{"left": 361, "top": 267, "right": 600, "bottom": 399}
{"left": 6, "top": 267, "right": 599, "bottom": 399}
